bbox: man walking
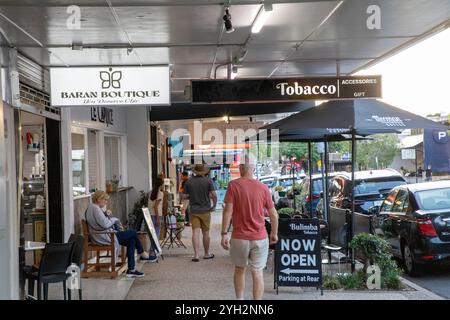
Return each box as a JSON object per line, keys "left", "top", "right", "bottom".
{"left": 183, "top": 164, "right": 217, "bottom": 262}
{"left": 221, "top": 155, "right": 278, "bottom": 300}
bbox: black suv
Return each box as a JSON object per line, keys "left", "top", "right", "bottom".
{"left": 328, "top": 169, "right": 407, "bottom": 247}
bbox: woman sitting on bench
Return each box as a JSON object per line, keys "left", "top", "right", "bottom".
{"left": 86, "top": 190, "right": 151, "bottom": 278}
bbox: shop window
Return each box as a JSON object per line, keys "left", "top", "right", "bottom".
{"left": 71, "top": 131, "right": 87, "bottom": 197}
{"left": 104, "top": 135, "right": 121, "bottom": 191}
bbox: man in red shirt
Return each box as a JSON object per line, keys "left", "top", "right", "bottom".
{"left": 221, "top": 155, "right": 278, "bottom": 300}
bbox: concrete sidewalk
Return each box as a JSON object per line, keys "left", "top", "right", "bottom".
{"left": 44, "top": 210, "right": 442, "bottom": 300}
{"left": 125, "top": 211, "right": 443, "bottom": 300}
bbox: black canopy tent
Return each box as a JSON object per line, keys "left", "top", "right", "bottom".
{"left": 258, "top": 99, "right": 449, "bottom": 271}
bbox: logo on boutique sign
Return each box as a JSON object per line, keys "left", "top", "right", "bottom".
{"left": 100, "top": 68, "right": 122, "bottom": 89}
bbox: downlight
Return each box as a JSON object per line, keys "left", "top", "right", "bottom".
{"left": 223, "top": 7, "right": 235, "bottom": 33}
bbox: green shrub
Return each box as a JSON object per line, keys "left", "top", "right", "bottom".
{"left": 336, "top": 271, "right": 366, "bottom": 289}
{"left": 277, "top": 207, "right": 294, "bottom": 216}
{"left": 322, "top": 274, "right": 342, "bottom": 290}
{"left": 350, "top": 233, "right": 403, "bottom": 289}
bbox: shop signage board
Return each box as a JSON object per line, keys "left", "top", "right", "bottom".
{"left": 401, "top": 149, "right": 416, "bottom": 160}
{"left": 50, "top": 66, "right": 170, "bottom": 106}
{"left": 275, "top": 218, "right": 322, "bottom": 293}
{"left": 142, "top": 208, "right": 162, "bottom": 256}
{"left": 192, "top": 75, "right": 381, "bottom": 103}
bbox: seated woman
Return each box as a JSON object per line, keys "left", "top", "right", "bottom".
{"left": 86, "top": 190, "right": 150, "bottom": 278}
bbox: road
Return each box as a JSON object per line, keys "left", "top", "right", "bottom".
{"left": 404, "top": 265, "right": 450, "bottom": 299}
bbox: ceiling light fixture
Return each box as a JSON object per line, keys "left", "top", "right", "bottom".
{"left": 251, "top": 3, "right": 273, "bottom": 34}
{"left": 71, "top": 43, "right": 83, "bottom": 51}
{"left": 231, "top": 65, "right": 238, "bottom": 80}
{"left": 223, "top": 7, "right": 235, "bottom": 33}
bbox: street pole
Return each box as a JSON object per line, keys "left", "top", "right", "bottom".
{"left": 350, "top": 130, "right": 356, "bottom": 273}
{"left": 324, "top": 137, "right": 329, "bottom": 222}
{"left": 308, "top": 142, "right": 313, "bottom": 217}
{"left": 415, "top": 148, "right": 418, "bottom": 183}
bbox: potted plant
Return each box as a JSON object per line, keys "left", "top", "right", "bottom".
{"left": 127, "top": 190, "right": 149, "bottom": 230}
{"left": 274, "top": 185, "right": 286, "bottom": 197}
{"left": 277, "top": 207, "right": 295, "bottom": 216}
{"left": 176, "top": 213, "right": 185, "bottom": 240}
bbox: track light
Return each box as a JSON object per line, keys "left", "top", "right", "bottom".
{"left": 223, "top": 7, "right": 235, "bottom": 33}
{"left": 231, "top": 65, "right": 238, "bottom": 79}
{"left": 71, "top": 43, "right": 83, "bottom": 51}
{"left": 251, "top": 3, "right": 273, "bottom": 34}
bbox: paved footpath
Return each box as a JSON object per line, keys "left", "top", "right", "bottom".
{"left": 125, "top": 210, "right": 443, "bottom": 300}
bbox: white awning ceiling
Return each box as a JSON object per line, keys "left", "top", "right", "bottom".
{"left": 400, "top": 134, "right": 423, "bottom": 149}
{"left": 0, "top": 0, "right": 449, "bottom": 102}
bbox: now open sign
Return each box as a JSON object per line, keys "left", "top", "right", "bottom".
{"left": 275, "top": 218, "right": 322, "bottom": 288}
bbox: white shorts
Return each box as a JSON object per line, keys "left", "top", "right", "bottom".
{"left": 230, "top": 238, "right": 269, "bottom": 271}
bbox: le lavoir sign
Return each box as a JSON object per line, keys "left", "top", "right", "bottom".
{"left": 191, "top": 75, "right": 381, "bottom": 103}
{"left": 50, "top": 66, "right": 170, "bottom": 106}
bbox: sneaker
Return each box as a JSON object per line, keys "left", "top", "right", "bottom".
{"left": 126, "top": 269, "right": 145, "bottom": 278}
{"left": 141, "top": 254, "right": 158, "bottom": 262}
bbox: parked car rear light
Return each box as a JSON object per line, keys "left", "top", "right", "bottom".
{"left": 421, "top": 255, "right": 434, "bottom": 260}
{"left": 306, "top": 194, "right": 320, "bottom": 201}
{"left": 416, "top": 219, "right": 438, "bottom": 237}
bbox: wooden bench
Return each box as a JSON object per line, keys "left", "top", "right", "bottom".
{"left": 81, "top": 219, "right": 127, "bottom": 278}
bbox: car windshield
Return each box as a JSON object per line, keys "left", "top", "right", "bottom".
{"left": 279, "top": 179, "right": 294, "bottom": 187}
{"left": 261, "top": 179, "right": 275, "bottom": 188}
{"left": 312, "top": 179, "right": 324, "bottom": 193}
{"left": 355, "top": 178, "right": 406, "bottom": 196}
{"left": 416, "top": 187, "right": 450, "bottom": 210}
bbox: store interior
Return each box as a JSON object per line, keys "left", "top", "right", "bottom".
{"left": 20, "top": 111, "right": 48, "bottom": 266}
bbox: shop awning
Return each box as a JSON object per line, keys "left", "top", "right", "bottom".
{"left": 400, "top": 135, "right": 423, "bottom": 149}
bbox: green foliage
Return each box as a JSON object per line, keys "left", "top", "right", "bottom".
{"left": 175, "top": 213, "right": 185, "bottom": 222}
{"left": 336, "top": 271, "right": 366, "bottom": 289}
{"left": 349, "top": 232, "right": 403, "bottom": 289}
{"left": 274, "top": 185, "right": 284, "bottom": 192}
{"left": 383, "top": 268, "right": 403, "bottom": 290}
{"left": 218, "top": 180, "right": 228, "bottom": 189}
{"left": 356, "top": 134, "right": 399, "bottom": 169}
{"left": 127, "top": 190, "right": 149, "bottom": 229}
{"left": 349, "top": 233, "right": 391, "bottom": 266}
{"left": 287, "top": 184, "right": 302, "bottom": 199}
{"left": 277, "top": 207, "right": 295, "bottom": 216}
{"left": 322, "top": 274, "right": 342, "bottom": 290}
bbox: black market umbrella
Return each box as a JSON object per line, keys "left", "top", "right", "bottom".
{"left": 259, "top": 99, "right": 449, "bottom": 271}
{"left": 261, "top": 99, "right": 449, "bottom": 134}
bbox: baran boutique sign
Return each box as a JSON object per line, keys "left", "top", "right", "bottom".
{"left": 50, "top": 66, "right": 170, "bottom": 106}
{"left": 191, "top": 75, "right": 381, "bottom": 103}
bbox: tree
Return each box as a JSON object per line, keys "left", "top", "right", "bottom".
{"left": 356, "top": 134, "right": 399, "bottom": 170}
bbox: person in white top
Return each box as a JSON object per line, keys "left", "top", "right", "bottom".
{"left": 147, "top": 178, "right": 164, "bottom": 259}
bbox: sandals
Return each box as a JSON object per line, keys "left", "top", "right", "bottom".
{"left": 192, "top": 254, "right": 214, "bottom": 262}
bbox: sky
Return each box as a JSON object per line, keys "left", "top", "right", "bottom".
{"left": 356, "top": 27, "right": 450, "bottom": 117}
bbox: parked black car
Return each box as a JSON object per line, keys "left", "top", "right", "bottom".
{"left": 371, "top": 180, "right": 450, "bottom": 276}
{"left": 328, "top": 169, "right": 407, "bottom": 248}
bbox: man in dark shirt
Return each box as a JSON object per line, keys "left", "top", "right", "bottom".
{"left": 425, "top": 165, "right": 432, "bottom": 182}
{"left": 183, "top": 164, "right": 217, "bottom": 262}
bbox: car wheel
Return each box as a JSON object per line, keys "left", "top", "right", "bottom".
{"left": 403, "top": 243, "right": 421, "bottom": 277}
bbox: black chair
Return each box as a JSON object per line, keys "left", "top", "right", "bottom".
{"left": 24, "top": 242, "right": 74, "bottom": 300}
{"left": 318, "top": 219, "right": 343, "bottom": 275}
{"left": 68, "top": 234, "right": 84, "bottom": 300}
{"left": 161, "top": 214, "right": 186, "bottom": 249}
